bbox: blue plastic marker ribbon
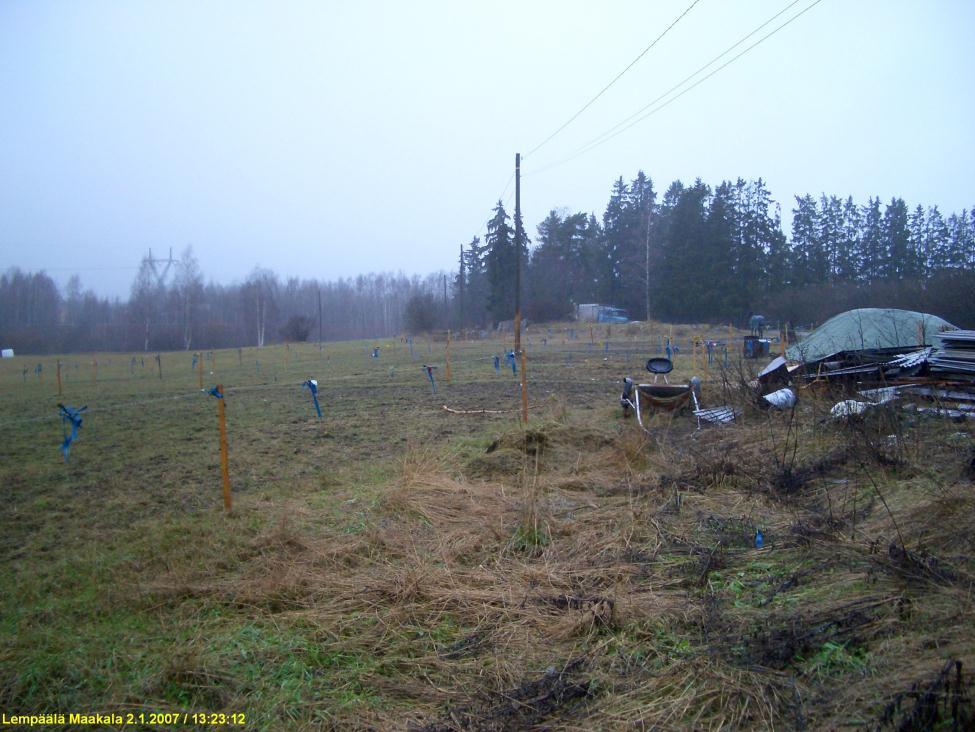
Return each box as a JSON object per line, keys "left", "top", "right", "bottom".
{"left": 302, "top": 379, "right": 322, "bottom": 419}
{"left": 57, "top": 403, "right": 87, "bottom": 462}
{"left": 423, "top": 365, "right": 437, "bottom": 393}
{"left": 755, "top": 529, "right": 764, "bottom": 549}
{"left": 207, "top": 385, "right": 223, "bottom": 399}
{"left": 506, "top": 351, "right": 517, "bottom": 375}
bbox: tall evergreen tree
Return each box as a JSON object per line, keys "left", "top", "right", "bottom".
{"left": 817, "top": 195, "right": 843, "bottom": 281}
{"left": 599, "top": 177, "right": 630, "bottom": 307}
{"left": 859, "top": 197, "right": 884, "bottom": 281}
{"left": 908, "top": 204, "right": 928, "bottom": 278}
{"left": 526, "top": 210, "right": 570, "bottom": 321}
{"left": 836, "top": 196, "right": 862, "bottom": 281}
{"left": 701, "top": 181, "right": 737, "bottom": 318}
{"left": 925, "top": 206, "right": 950, "bottom": 271}
{"left": 623, "top": 171, "right": 656, "bottom": 319}
{"left": 790, "top": 194, "right": 819, "bottom": 286}
{"left": 463, "top": 236, "right": 489, "bottom": 327}
{"left": 945, "top": 210, "right": 973, "bottom": 269}
{"left": 484, "top": 201, "right": 515, "bottom": 324}
{"left": 654, "top": 179, "right": 709, "bottom": 320}
{"left": 734, "top": 179, "right": 779, "bottom": 308}
{"left": 882, "top": 197, "right": 911, "bottom": 279}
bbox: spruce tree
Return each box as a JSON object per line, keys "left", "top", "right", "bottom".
{"left": 860, "top": 197, "right": 884, "bottom": 282}
{"left": 484, "top": 201, "right": 515, "bottom": 325}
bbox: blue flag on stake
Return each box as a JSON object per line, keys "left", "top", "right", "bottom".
{"left": 57, "top": 403, "right": 87, "bottom": 462}
{"left": 302, "top": 379, "right": 322, "bottom": 419}
{"left": 423, "top": 365, "right": 437, "bottom": 393}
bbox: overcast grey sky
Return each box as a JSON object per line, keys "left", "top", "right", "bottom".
{"left": 2, "top": 0, "right": 973, "bottom": 298}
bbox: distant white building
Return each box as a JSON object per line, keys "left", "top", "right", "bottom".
{"left": 575, "top": 304, "right": 629, "bottom": 324}
{"left": 1, "top": 349, "right": 14, "bottom": 358}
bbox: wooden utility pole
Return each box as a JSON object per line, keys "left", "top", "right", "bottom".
{"left": 443, "top": 273, "right": 448, "bottom": 325}
{"left": 514, "top": 154, "right": 522, "bottom": 358}
{"left": 445, "top": 329, "right": 452, "bottom": 383}
{"left": 645, "top": 205, "right": 652, "bottom": 321}
{"left": 458, "top": 243, "right": 465, "bottom": 333}
{"left": 515, "top": 153, "right": 528, "bottom": 425}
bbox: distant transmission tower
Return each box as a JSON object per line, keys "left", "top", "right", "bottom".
{"left": 145, "top": 247, "right": 180, "bottom": 287}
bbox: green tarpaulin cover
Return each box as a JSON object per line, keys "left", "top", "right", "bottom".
{"left": 786, "top": 308, "right": 957, "bottom": 363}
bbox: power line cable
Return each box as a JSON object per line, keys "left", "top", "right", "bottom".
{"left": 572, "top": 0, "right": 806, "bottom": 158}
{"left": 498, "top": 171, "right": 515, "bottom": 203}
{"left": 525, "top": 0, "right": 824, "bottom": 178}
{"left": 525, "top": 0, "right": 703, "bottom": 159}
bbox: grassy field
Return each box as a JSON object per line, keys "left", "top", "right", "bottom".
{"left": 1, "top": 322, "right": 973, "bottom": 730}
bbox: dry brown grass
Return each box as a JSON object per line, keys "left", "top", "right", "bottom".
{"left": 137, "top": 391, "right": 975, "bottom": 729}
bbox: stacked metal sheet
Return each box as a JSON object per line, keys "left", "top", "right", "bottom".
{"left": 886, "top": 347, "right": 932, "bottom": 372}
{"left": 930, "top": 330, "right": 975, "bottom": 376}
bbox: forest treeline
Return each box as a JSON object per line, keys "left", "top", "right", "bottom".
{"left": 2, "top": 171, "right": 974, "bottom": 354}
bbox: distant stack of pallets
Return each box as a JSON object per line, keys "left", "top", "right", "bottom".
{"left": 930, "top": 330, "right": 975, "bottom": 377}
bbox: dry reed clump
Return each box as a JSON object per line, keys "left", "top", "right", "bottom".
{"left": 138, "top": 404, "right": 974, "bottom": 729}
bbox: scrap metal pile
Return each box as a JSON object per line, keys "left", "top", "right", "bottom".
{"left": 759, "top": 309, "right": 975, "bottom": 420}
{"left": 930, "top": 329, "right": 975, "bottom": 376}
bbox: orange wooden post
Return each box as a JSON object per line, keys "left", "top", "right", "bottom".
{"left": 197, "top": 353, "right": 203, "bottom": 390}
{"left": 519, "top": 348, "right": 528, "bottom": 425}
{"left": 445, "top": 329, "right": 452, "bottom": 383}
{"left": 156, "top": 354, "right": 162, "bottom": 380}
{"left": 57, "top": 359, "right": 63, "bottom": 396}
{"left": 589, "top": 326, "right": 594, "bottom": 346}
{"left": 216, "top": 385, "right": 232, "bottom": 511}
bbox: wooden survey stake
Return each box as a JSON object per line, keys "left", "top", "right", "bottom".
{"left": 445, "top": 329, "right": 452, "bottom": 383}
{"left": 216, "top": 384, "right": 232, "bottom": 511}
{"left": 520, "top": 347, "right": 528, "bottom": 425}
